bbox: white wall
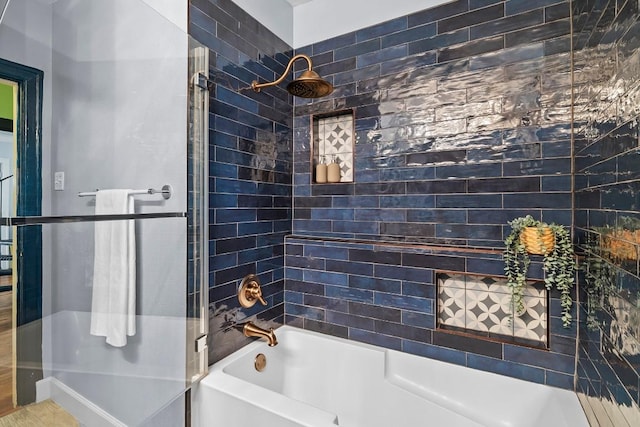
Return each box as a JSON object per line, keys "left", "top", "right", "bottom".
{"left": 293, "top": 0, "right": 448, "bottom": 48}
{"left": 231, "top": 0, "right": 449, "bottom": 48}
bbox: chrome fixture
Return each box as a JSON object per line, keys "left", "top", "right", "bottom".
{"left": 243, "top": 322, "right": 278, "bottom": 347}
{"left": 238, "top": 274, "right": 267, "bottom": 308}
{"left": 250, "top": 54, "right": 333, "bottom": 99}
{"left": 78, "top": 184, "right": 172, "bottom": 200}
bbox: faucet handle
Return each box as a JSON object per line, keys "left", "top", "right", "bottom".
{"left": 248, "top": 284, "right": 267, "bottom": 306}
{"left": 238, "top": 274, "right": 268, "bottom": 308}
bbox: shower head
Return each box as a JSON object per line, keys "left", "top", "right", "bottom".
{"left": 286, "top": 69, "right": 334, "bottom": 98}
{"left": 251, "top": 54, "right": 333, "bottom": 99}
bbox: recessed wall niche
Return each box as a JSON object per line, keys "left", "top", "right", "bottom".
{"left": 437, "top": 273, "right": 548, "bottom": 348}
{"left": 312, "top": 111, "right": 354, "bottom": 184}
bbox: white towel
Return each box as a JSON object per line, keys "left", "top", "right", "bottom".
{"left": 90, "top": 189, "right": 136, "bottom": 347}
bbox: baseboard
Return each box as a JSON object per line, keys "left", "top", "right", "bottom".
{"left": 36, "top": 377, "right": 127, "bottom": 427}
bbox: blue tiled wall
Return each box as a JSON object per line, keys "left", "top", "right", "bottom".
{"left": 292, "top": 0, "right": 573, "bottom": 247}
{"left": 287, "top": 0, "right": 577, "bottom": 389}
{"left": 189, "top": 0, "right": 293, "bottom": 362}
{"left": 285, "top": 236, "right": 576, "bottom": 388}
{"left": 573, "top": 0, "right": 640, "bottom": 424}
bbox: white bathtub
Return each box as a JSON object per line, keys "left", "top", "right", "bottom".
{"left": 193, "top": 326, "right": 588, "bottom": 427}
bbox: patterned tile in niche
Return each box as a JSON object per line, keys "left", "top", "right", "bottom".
{"left": 438, "top": 285, "right": 465, "bottom": 328}
{"left": 437, "top": 273, "right": 548, "bottom": 345}
{"left": 439, "top": 273, "right": 466, "bottom": 289}
{"left": 466, "top": 289, "right": 511, "bottom": 333}
{"left": 336, "top": 153, "right": 353, "bottom": 182}
{"left": 513, "top": 296, "right": 547, "bottom": 343}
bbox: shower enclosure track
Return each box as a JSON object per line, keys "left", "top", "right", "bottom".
{"left": 0, "top": 211, "right": 186, "bottom": 226}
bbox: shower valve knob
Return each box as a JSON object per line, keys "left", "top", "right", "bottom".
{"left": 238, "top": 274, "right": 267, "bottom": 308}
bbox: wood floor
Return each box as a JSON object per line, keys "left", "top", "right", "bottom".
{"left": 0, "top": 400, "right": 78, "bottom": 427}
{"left": 0, "top": 285, "right": 12, "bottom": 417}
{"left": 0, "top": 277, "right": 78, "bottom": 425}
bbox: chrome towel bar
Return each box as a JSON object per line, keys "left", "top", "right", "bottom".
{"left": 78, "top": 184, "right": 172, "bottom": 200}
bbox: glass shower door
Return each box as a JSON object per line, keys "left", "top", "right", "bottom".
{"left": 0, "top": 0, "right": 209, "bottom": 424}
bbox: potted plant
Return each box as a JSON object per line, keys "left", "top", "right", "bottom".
{"left": 503, "top": 215, "right": 576, "bottom": 327}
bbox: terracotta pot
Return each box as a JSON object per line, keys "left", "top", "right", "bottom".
{"left": 520, "top": 226, "right": 555, "bottom": 255}
{"left": 604, "top": 229, "right": 639, "bottom": 261}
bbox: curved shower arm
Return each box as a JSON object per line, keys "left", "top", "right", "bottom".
{"left": 251, "top": 54, "right": 313, "bottom": 92}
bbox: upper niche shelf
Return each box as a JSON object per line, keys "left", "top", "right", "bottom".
{"left": 312, "top": 110, "right": 354, "bottom": 184}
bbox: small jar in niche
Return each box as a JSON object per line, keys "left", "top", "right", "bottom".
{"left": 327, "top": 155, "right": 340, "bottom": 183}
{"left": 315, "top": 155, "right": 327, "bottom": 183}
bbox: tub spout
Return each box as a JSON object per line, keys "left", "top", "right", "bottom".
{"left": 243, "top": 322, "right": 278, "bottom": 347}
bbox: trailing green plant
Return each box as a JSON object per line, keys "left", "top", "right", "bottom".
{"left": 582, "top": 233, "right": 617, "bottom": 330}
{"left": 504, "top": 215, "right": 576, "bottom": 328}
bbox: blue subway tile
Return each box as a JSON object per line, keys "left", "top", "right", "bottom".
{"left": 211, "top": 223, "right": 238, "bottom": 239}
{"left": 210, "top": 162, "right": 238, "bottom": 179}
{"left": 467, "top": 354, "right": 546, "bottom": 384}
{"left": 357, "top": 45, "right": 408, "bottom": 68}
{"left": 216, "top": 208, "right": 256, "bottom": 223}
{"left": 284, "top": 290, "right": 304, "bottom": 305}
{"left": 375, "top": 264, "right": 431, "bottom": 283}
{"left": 436, "top": 194, "right": 502, "bottom": 208}
{"left": 311, "top": 208, "right": 355, "bottom": 221}
{"left": 303, "top": 270, "right": 349, "bottom": 287}
{"left": 356, "top": 16, "right": 408, "bottom": 42}
{"left": 403, "top": 340, "right": 466, "bottom": 366}
{"left": 304, "top": 245, "right": 349, "bottom": 260}
{"left": 211, "top": 253, "right": 237, "bottom": 271}
{"left": 350, "top": 328, "right": 402, "bottom": 351}
{"left": 349, "top": 275, "right": 402, "bottom": 293}
{"left": 335, "top": 38, "right": 381, "bottom": 61}
{"left": 305, "top": 294, "right": 349, "bottom": 313}
{"left": 402, "top": 311, "right": 435, "bottom": 329}
{"left": 354, "top": 209, "right": 406, "bottom": 222}
{"left": 545, "top": 371, "right": 574, "bottom": 390}
{"left": 217, "top": 86, "right": 259, "bottom": 114}
{"left": 469, "top": 42, "right": 544, "bottom": 70}
{"left": 375, "top": 292, "right": 433, "bottom": 313}
{"left": 326, "top": 285, "right": 374, "bottom": 303}
{"left": 238, "top": 221, "right": 272, "bottom": 236}
{"left": 381, "top": 23, "right": 437, "bottom": 48}
{"left": 210, "top": 193, "right": 238, "bottom": 208}
{"left": 380, "top": 195, "right": 435, "bottom": 208}
{"left": 402, "top": 282, "right": 435, "bottom": 299}
{"left": 504, "top": 344, "right": 575, "bottom": 374}
{"left": 287, "top": 303, "right": 325, "bottom": 321}
{"left": 332, "top": 196, "right": 380, "bottom": 208}
{"left": 327, "top": 310, "right": 375, "bottom": 330}
{"left": 326, "top": 259, "right": 374, "bottom": 276}
{"left": 312, "top": 32, "right": 357, "bottom": 55}
{"left": 408, "top": 28, "right": 469, "bottom": 55}
{"left": 506, "top": 0, "right": 561, "bottom": 15}
{"left": 332, "top": 221, "right": 378, "bottom": 234}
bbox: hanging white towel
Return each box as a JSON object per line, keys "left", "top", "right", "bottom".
{"left": 90, "top": 189, "right": 136, "bottom": 347}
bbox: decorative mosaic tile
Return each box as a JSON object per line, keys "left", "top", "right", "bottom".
{"left": 437, "top": 273, "right": 547, "bottom": 345}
